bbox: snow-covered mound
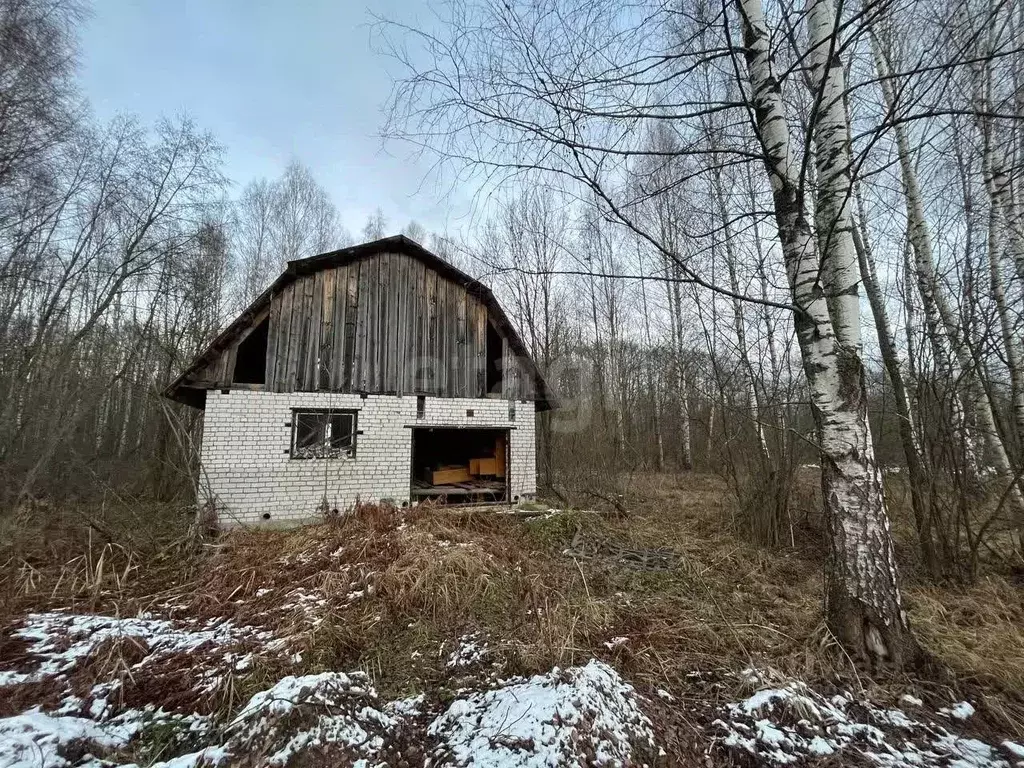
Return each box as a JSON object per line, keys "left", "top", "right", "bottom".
{"left": 215, "top": 671, "right": 403, "bottom": 767}
{"left": 154, "top": 661, "right": 656, "bottom": 767}
{"left": 428, "top": 660, "right": 657, "bottom": 767}
{"left": 0, "top": 611, "right": 274, "bottom": 688}
{"left": 713, "top": 679, "right": 1024, "bottom": 767}
{"left": 0, "top": 610, "right": 657, "bottom": 768}
{"left": 0, "top": 711, "right": 136, "bottom": 768}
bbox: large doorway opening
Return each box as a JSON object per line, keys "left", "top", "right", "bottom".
{"left": 411, "top": 427, "right": 509, "bottom": 502}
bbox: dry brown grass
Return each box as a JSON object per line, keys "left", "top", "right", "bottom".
{"left": 908, "top": 578, "right": 1024, "bottom": 690}
{"left": 2, "top": 474, "right": 1022, "bottom": 752}
{"left": 0, "top": 498, "right": 197, "bottom": 624}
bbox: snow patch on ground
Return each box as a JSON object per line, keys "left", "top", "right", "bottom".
{"left": 444, "top": 632, "right": 490, "bottom": 669}
{"left": 428, "top": 659, "right": 656, "bottom": 767}
{"left": 940, "top": 700, "right": 976, "bottom": 720}
{"left": 1, "top": 610, "right": 656, "bottom": 768}
{"left": 0, "top": 706, "right": 214, "bottom": 768}
{"left": 714, "top": 679, "right": 1022, "bottom": 767}
{"left": 1002, "top": 740, "right": 1024, "bottom": 759}
{"left": 0, "top": 612, "right": 271, "bottom": 690}
{"left": 271, "top": 571, "right": 375, "bottom": 627}
{"left": 0, "top": 710, "right": 134, "bottom": 768}
{"left": 139, "top": 744, "right": 230, "bottom": 768}
{"left": 496, "top": 506, "right": 603, "bottom": 521}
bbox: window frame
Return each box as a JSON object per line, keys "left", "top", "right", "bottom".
{"left": 289, "top": 408, "right": 359, "bottom": 460}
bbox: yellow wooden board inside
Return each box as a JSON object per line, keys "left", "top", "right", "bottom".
{"left": 494, "top": 435, "right": 506, "bottom": 477}
{"left": 432, "top": 466, "right": 472, "bottom": 485}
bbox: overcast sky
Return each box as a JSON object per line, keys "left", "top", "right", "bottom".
{"left": 78, "top": 0, "right": 466, "bottom": 239}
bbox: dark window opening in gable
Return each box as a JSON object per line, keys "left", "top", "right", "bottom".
{"left": 233, "top": 316, "right": 269, "bottom": 384}
{"left": 291, "top": 409, "right": 357, "bottom": 459}
{"left": 485, "top": 321, "right": 503, "bottom": 395}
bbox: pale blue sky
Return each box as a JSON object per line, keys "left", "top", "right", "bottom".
{"left": 78, "top": 0, "right": 464, "bottom": 237}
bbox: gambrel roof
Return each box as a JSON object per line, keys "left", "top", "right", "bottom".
{"left": 164, "top": 235, "right": 557, "bottom": 410}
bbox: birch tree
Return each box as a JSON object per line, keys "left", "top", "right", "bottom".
{"left": 479, "top": 189, "right": 567, "bottom": 485}
{"left": 380, "top": 0, "right": 925, "bottom": 662}
{"left": 234, "top": 161, "right": 350, "bottom": 305}
{"left": 871, "top": 23, "right": 1024, "bottom": 542}
{"left": 738, "top": 0, "right": 914, "bottom": 662}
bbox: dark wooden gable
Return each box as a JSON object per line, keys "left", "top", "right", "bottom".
{"left": 164, "top": 236, "right": 554, "bottom": 409}
{"left": 266, "top": 250, "right": 494, "bottom": 396}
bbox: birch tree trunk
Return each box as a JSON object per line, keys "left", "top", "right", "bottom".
{"left": 979, "top": 131, "right": 1024, "bottom": 546}
{"left": 900, "top": 241, "right": 921, "bottom": 392}
{"left": 638, "top": 248, "right": 665, "bottom": 470}
{"left": 982, "top": 154, "right": 1024, "bottom": 459}
{"left": 671, "top": 263, "right": 694, "bottom": 470}
{"left": 975, "top": 82, "right": 1024, "bottom": 287}
{"left": 875, "top": 32, "right": 1024, "bottom": 522}
{"left": 974, "top": 55, "right": 1024, "bottom": 461}
{"left": 653, "top": 363, "right": 665, "bottom": 470}
{"left": 601, "top": 268, "right": 627, "bottom": 457}
{"left": 739, "top": 0, "right": 914, "bottom": 665}
{"left": 662, "top": 247, "right": 694, "bottom": 470}
{"left": 586, "top": 270, "right": 609, "bottom": 430}
{"left": 714, "top": 167, "right": 770, "bottom": 459}
{"left": 852, "top": 188, "right": 938, "bottom": 575}
{"left": 652, "top": 182, "right": 695, "bottom": 471}
{"left": 870, "top": 34, "right": 985, "bottom": 491}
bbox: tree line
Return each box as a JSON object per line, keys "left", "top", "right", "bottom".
{"left": 378, "top": 0, "right": 1024, "bottom": 665}
{"left": 0, "top": 0, "right": 443, "bottom": 509}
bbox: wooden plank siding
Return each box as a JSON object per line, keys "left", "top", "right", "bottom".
{"left": 355, "top": 257, "right": 371, "bottom": 391}
{"left": 436, "top": 274, "right": 447, "bottom": 396}
{"left": 200, "top": 251, "right": 540, "bottom": 401}
{"left": 319, "top": 268, "right": 336, "bottom": 389}
{"left": 456, "top": 288, "right": 468, "bottom": 397}
{"left": 502, "top": 338, "right": 530, "bottom": 401}
{"left": 425, "top": 269, "right": 437, "bottom": 395}
{"left": 474, "top": 304, "right": 487, "bottom": 397}
{"left": 272, "top": 283, "right": 294, "bottom": 392}
{"left": 305, "top": 270, "right": 323, "bottom": 390}
{"left": 265, "top": 291, "right": 281, "bottom": 389}
{"left": 332, "top": 266, "right": 346, "bottom": 389}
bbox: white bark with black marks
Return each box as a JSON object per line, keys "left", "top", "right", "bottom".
{"left": 739, "top": 0, "right": 913, "bottom": 665}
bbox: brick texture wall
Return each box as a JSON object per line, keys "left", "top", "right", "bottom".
{"left": 199, "top": 391, "right": 537, "bottom": 527}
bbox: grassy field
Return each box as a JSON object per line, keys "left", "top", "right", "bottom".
{"left": 1, "top": 472, "right": 1022, "bottom": 764}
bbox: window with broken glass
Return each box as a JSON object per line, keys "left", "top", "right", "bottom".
{"left": 290, "top": 409, "right": 357, "bottom": 459}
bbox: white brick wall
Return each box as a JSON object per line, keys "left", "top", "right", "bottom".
{"left": 199, "top": 391, "right": 537, "bottom": 527}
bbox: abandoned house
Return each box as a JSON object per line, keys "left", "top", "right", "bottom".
{"left": 164, "top": 235, "right": 556, "bottom": 526}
